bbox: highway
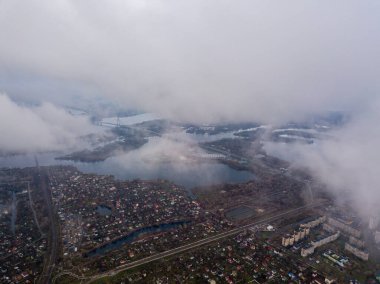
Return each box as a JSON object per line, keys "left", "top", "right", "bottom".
{"left": 54, "top": 201, "right": 325, "bottom": 283}
{"left": 52, "top": 122, "right": 316, "bottom": 283}
{"left": 27, "top": 181, "right": 45, "bottom": 238}
{"left": 35, "top": 160, "right": 59, "bottom": 284}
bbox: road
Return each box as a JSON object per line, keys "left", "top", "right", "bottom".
{"left": 53, "top": 201, "right": 325, "bottom": 283}
{"left": 35, "top": 161, "right": 59, "bottom": 284}
{"left": 27, "top": 181, "right": 45, "bottom": 238}
{"left": 52, "top": 122, "right": 316, "bottom": 283}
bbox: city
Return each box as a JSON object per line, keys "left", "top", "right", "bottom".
{"left": 1, "top": 1, "right": 380, "bottom": 283}
{"left": 1, "top": 151, "right": 380, "bottom": 283}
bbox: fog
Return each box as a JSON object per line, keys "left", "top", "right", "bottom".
{"left": 0, "top": 93, "right": 97, "bottom": 153}
{"left": 104, "top": 136, "right": 254, "bottom": 188}
{"left": 264, "top": 98, "right": 380, "bottom": 219}
{"left": 1, "top": 1, "right": 379, "bottom": 123}
{"left": 0, "top": 1, "right": 380, "bottom": 218}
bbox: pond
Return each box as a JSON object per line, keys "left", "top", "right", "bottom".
{"left": 96, "top": 205, "right": 112, "bottom": 216}
{"left": 84, "top": 220, "right": 190, "bottom": 257}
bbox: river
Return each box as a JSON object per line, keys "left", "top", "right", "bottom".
{"left": 85, "top": 220, "right": 190, "bottom": 257}
{"left": 0, "top": 152, "right": 254, "bottom": 189}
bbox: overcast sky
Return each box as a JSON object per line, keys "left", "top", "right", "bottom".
{"left": 0, "top": 0, "right": 379, "bottom": 122}
{"left": 1, "top": 0, "right": 380, "bottom": 218}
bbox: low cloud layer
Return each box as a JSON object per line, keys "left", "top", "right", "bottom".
{"left": 70, "top": 135, "right": 253, "bottom": 188}
{"left": 0, "top": 1, "right": 379, "bottom": 123}
{"left": 0, "top": 94, "right": 96, "bottom": 153}
{"left": 264, "top": 98, "right": 380, "bottom": 218}
{"left": 0, "top": 1, "right": 379, "bottom": 218}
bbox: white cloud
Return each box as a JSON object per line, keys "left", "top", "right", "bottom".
{"left": 0, "top": 0, "right": 379, "bottom": 123}
{"left": 264, "top": 98, "right": 380, "bottom": 218}
{"left": 0, "top": 93, "right": 96, "bottom": 153}
{"left": 0, "top": 0, "right": 380, "bottom": 218}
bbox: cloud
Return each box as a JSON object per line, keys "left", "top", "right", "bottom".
{"left": 97, "top": 134, "right": 253, "bottom": 188}
{"left": 0, "top": 0, "right": 379, "bottom": 123}
{"left": 0, "top": 93, "right": 96, "bottom": 153}
{"left": 264, "top": 98, "right": 380, "bottom": 218}
{"left": 0, "top": 0, "right": 379, "bottom": 218}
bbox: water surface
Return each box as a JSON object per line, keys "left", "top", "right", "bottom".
{"left": 0, "top": 153, "right": 254, "bottom": 189}
{"left": 96, "top": 205, "right": 112, "bottom": 216}
{"left": 85, "top": 220, "right": 190, "bottom": 257}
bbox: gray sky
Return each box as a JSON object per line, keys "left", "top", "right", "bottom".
{"left": 0, "top": 0, "right": 379, "bottom": 122}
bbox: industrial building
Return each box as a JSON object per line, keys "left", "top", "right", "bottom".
{"left": 327, "top": 217, "right": 361, "bottom": 238}
{"left": 323, "top": 223, "right": 336, "bottom": 233}
{"left": 311, "top": 231, "right": 340, "bottom": 248}
{"left": 348, "top": 236, "right": 365, "bottom": 248}
{"left": 301, "top": 244, "right": 315, "bottom": 257}
{"left": 281, "top": 227, "right": 310, "bottom": 247}
{"left": 282, "top": 216, "right": 326, "bottom": 247}
{"left": 345, "top": 243, "right": 369, "bottom": 261}
{"left": 322, "top": 250, "right": 349, "bottom": 268}
{"left": 301, "top": 231, "right": 340, "bottom": 257}
{"left": 300, "top": 216, "right": 326, "bottom": 229}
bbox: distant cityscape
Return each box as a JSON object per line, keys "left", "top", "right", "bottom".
{"left": 1, "top": 117, "right": 380, "bottom": 283}
{"left": 2, "top": 1, "right": 380, "bottom": 283}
